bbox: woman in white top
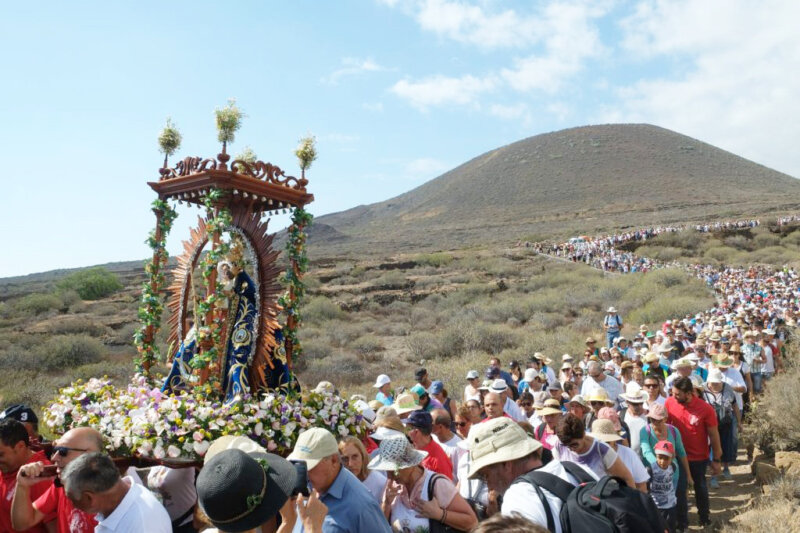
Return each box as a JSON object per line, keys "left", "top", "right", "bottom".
{"left": 338, "top": 437, "right": 387, "bottom": 504}
{"left": 589, "top": 419, "right": 649, "bottom": 493}
{"left": 370, "top": 435, "right": 477, "bottom": 533}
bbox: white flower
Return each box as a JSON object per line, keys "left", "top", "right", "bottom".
{"left": 167, "top": 445, "right": 181, "bottom": 458}
{"left": 193, "top": 440, "right": 211, "bottom": 456}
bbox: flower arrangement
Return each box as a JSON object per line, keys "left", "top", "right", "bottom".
{"left": 44, "top": 375, "right": 369, "bottom": 461}
{"left": 215, "top": 99, "right": 245, "bottom": 147}
{"left": 134, "top": 199, "right": 178, "bottom": 372}
{"left": 295, "top": 135, "right": 317, "bottom": 174}
{"left": 279, "top": 207, "right": 313, "bottom": 363}
{"left": 158, "top": 118, "right": 182, "bottom": 167}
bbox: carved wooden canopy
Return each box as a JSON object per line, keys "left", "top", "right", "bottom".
{"left": 149, "top": 153, "right": 314, "bottom": 211}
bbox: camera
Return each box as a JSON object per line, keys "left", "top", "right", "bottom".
{"left": 290, "top": 460, "right": 310, "bottom": 497}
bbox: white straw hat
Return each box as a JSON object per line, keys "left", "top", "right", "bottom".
{"left": 368, "top": 435, "right": 427, "bottom": 471}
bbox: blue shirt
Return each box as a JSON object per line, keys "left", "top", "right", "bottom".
{"left": 295, "top": 466, "right": 391, "bottom": 533}
{"left": 375, "top": 391, "right": 393, "bottom": 406}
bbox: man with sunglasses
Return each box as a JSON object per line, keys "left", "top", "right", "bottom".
{"left": 12, "top": 427, "right": 102, "bottom": 533}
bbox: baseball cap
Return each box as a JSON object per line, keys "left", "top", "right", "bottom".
{"left": 485, "top": 366, "right": 500, "bottom": 379}
{"left": 410, "top": 384, "right": 428, "bottom": 399}
{"left": 655, "top": 440, "right": 675, "bottom": 457}
{"left": 465, "top": 370, "right": 479, "bottom": 380}
{"left": 403, "top": 411, "right": 433, "bottom": 433}
{"left": 467, "top": 418, "right": 542, "bottom": 479}
{"left": 428, "top": 381, "right": 444, "bottom": 395}
{"left": 414, "top": 368, "right": 428, "bottom": 381}
{"left": 286, "top": 428, "right": 340, "bottom": 470}
{"left": 0, "top": 405, "right": 38, "bottom": 424}
{"left": 373, "top": 374, "right": 391, "bottom": 388}
{"left": 523, "top": 368, "right": 538, "bottom": 382}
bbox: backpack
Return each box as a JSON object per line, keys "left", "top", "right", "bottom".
{"left": 513, "top": 461, "right": 667, "bottom": 533}
{"left": 703, "top": 385, "right": 734, "bottom": 427}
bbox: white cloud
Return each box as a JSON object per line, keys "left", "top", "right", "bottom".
{"left": 606, "top": 0, "right": 800, "bottom": 177}
{"left": 322, "top": 57, "right": 390, "bottom": 85}
{"left": 405, "top": 157, "right": 451, "bottom": 180}
{"left": 390, "top": 74, "right": 496, "bottom": 110}
{"left": 414, "top": 0, "right": 543, "bottom": 49}
{"left": 383, "top": 1, "right": 611, "bottom": 110}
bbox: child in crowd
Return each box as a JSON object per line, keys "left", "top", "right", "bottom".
{"left": 647, "top": 440, "right": 678, "bottom": 533}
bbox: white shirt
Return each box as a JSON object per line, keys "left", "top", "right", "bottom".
{"left": 623, "top": 411, "right": 647, "bottom": 456}
{"left": 501, "top": 461, "right": 598, "bottom": 533}
{"left": 363, "top": 470, "right": 387, "bottom": 504}
{"left": 457, "top": 453, "right": 488, "bottom": 508}
{"left": 762, "top": 344, "right": 775, "bottom": 373}
{"left": 433, "top": 433, "right": 464, "bottom": 482}
{"left": 614, "top": 444, "right": 649, "bottom": 485}
{"left": 581, "top": 374, "right": 624, "bottom": 403}
{"left": 96, "top": 477, "right": 171, "bottom": 533}
{"left": 722, "top": 367, "right": 747, "bottom": 411}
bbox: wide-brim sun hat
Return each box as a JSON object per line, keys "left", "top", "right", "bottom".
{"left": 368, "top": 434, "right": 427, "bottom": 471}
{"left": 713, "top": 356, "right": 734, "bottom": 368}
{"left": 466, "top": 418, "right": 542, "bottom": 479}
{"left": 643, "top": 352, "right": 660, "bottom": 364}
{"left": 370, "top": 426, "right": 406, "bottom": 441}
{"left": 589, "top": 419, "right": 622, "bottom": 443}
{"left": 647, "top": 403, "right": 667, "bottom": 420}
{"left": 585, "top": 388, "right": 612, "bottom": 404}
{"left": 197, "top": 448, "right": 296, "bottom": 533}
{"left": 391, "top": 392, "right": 421, "bottom": 415}
{"left": 707, "top": 368, "right": 724, "bottom": 384}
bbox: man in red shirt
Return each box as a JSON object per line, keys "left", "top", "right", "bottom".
{"left": 12, "top": 427, "right": 102, "bottom": 533}
{"left": 403, "top": 411, "right": 453, "bottom": 480}
{"left": 0, "top": 419, "right": 52, "bottom": 533}
{"left": 666, "top": 376, "right": 722, "bottom": 528}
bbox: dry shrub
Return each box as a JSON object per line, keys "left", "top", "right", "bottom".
{"left": 304, "top": 296, "right": 345, "bottom": 323}
{"left": 351, "top": 334, "right": 384, "bottom": 362}
{"left": 729, "top": 474, "right": 800, "bottom": 532}
{"left": 48, "top": 318, "right": 107, "bottom": 337}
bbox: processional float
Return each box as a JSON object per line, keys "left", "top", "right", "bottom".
{"left": 44, "top": 104, "right": 367, "bottom": 464}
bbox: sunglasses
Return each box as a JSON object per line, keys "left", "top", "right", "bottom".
{"left": 520, "top": 402, "right": 533, "bottom": 407}
{"left": 644, "top": 383, "right": 660, "bottom": 388}
{"left": 52, "top": 446, "right": 88, "bottom": 457}
{"left": 455, "top": 421, "right": 469, "bottom": 427}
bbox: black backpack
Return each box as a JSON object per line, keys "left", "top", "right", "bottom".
{"left": 513, "top": 461, "right": 666, "bottom": 533}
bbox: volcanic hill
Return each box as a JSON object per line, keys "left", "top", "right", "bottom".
{"left": 308, "top": 124, "right": 800, "bottom": 256}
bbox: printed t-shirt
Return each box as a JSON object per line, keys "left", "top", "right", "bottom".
{"left": 420, "top": 439, "right": 453, "bottom": 480}
{"left": 0, "top": 450, "right": 51, "bottom": 533}
{"left": 552, "top": 438, "right": 617, "bottom": 479}
{"left": 665, "top": 396, "right": 718, "bottom": 462}
{"left": 34, "top": 484, "right": 97, "bottom": 533}
{"left": 649, "top": 462, "right": 677, "bottom": 509}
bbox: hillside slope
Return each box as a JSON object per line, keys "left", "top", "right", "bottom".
{"left": 310, "top": 124, "right": 800, "bottom": 256}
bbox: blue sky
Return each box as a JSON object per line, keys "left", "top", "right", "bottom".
{"left": 2, "top": 0, "right": 799, "bottom": 277}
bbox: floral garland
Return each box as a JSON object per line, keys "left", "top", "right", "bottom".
{"left": 190, "top": 188, "right": 232, "bottom": 373}
{"left": 133, "top": 199, "right": 178, "bottom": 373}
{"left": 44, "top": 375, "right": 368, "bottom": 460}
{"left": 278, "top": 207, "right": 313, "bottom": 361}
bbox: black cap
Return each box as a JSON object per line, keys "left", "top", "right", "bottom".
{"left": 0, "top": 405, "right": 38, "bottom": 424}
{"left": 485, "top": 366, "right": 500, "bottom": 379}
{"left": 403, "top": 410, "right": 433, "bottom": 432}
{"left": 414, "top": 368, "right": 427, "bottom": 380}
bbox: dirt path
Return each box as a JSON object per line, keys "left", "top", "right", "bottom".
{"left": 686, "top": 444, "right": 756, "bottom": 531}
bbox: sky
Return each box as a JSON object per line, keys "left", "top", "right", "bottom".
{"left": 2, "top": 0, "right": 799, "bottom": 278}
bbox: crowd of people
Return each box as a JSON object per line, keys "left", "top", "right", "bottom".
{"left": 0, "top": 219, "right": 798, "bottom": 533}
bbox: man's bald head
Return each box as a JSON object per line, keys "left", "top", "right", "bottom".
{"left": 60, "top": 427, "right": 104, "bottom": 452}
{"left": 483, "top": 392, "right": 504, "bottom": 419}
